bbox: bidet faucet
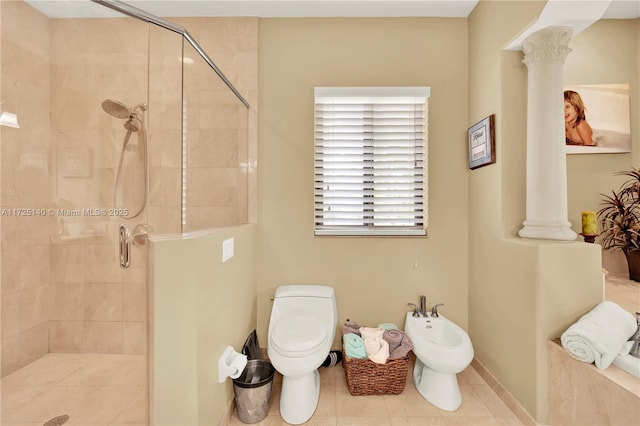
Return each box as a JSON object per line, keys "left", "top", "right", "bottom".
{"left": 419, "top": 295, "right": 427, "bottom": 317}
{"left": 407, "top": 303, "right": 420, "bottom": 317}
{"left": 431, "top": 303, "right": 444, "bottom": 318}
{"left": 630, "top": 312, "right": 640, "bottom": 359}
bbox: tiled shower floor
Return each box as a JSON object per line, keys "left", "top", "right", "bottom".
{"left": 1, "top": 353, "right": 147, "bottom": 426}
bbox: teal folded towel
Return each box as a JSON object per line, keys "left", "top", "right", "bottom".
{"left": 343, "top": 333, "right": 367, "bottom": 359}
{"left": 378, "top": 323, "right": 398, "bottom": 330}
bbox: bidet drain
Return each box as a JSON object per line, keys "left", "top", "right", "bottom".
{"left": 43, "top": 414, "right": 69, "bottom": 426}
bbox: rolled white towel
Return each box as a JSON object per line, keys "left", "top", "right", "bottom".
{"left": 364, "top": 337, "right": 390, "bottom": 364}
{"left": 561, "top": 301, "right": 637, "bottom": 369}
{"left": 359, "top": 327, "right": 384, "bottom": 340}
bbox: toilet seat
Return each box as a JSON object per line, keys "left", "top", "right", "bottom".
{"left": 271, "top": 315, "right": 327, "bottom": 357}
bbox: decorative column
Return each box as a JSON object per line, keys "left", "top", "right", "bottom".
{"left": 519, "top": 27, "right": 577, "bottom": 241}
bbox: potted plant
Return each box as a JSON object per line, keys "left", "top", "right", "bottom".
{"left": 598, "top": 169, "right": 640, "bottom": 282}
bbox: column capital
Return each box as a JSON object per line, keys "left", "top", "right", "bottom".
{"left": 522, "top": 26, "right": 573, "bottom": 67}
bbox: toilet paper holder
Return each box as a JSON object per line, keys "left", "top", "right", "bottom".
{"left": 218, "top": 345, "right": 248, "bottom": 383}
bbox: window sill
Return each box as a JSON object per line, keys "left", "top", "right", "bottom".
{"left": 314, "top": 228, "right": 427, "bottom": 237}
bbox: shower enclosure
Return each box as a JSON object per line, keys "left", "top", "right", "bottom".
{"left": 0, "top": 0, "right": 255, "bottom": 423}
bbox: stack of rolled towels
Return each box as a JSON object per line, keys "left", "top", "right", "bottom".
{"left": 560, "top": 301, "right": 637, "bottom": 369}
{"left": 342, "top": 319, "right": 413, "bottom": 364}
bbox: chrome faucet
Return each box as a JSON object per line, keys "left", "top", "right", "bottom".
{"left": 630, "top": 312, "right": 640, "bottom": 359}
{"left": 431, "top": 303, "right": 444, "bottom": 318}
{"left": 419, "top": 295, "right": 427, "bottom": 317}
{"left": 407, "top": 303, "right": 420, "bottom": 318}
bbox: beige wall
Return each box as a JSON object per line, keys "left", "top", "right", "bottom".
{"left": 469, "top": 1, "right": 603, "bottom": 423}
{"left": 564, "top": 19, "right": 640, "bottom": 271}
{"left": 257, "top": 18, "right": 470, "bottom": 348}
{"left": 150, "top": 225, "right": 257, "bottom": 425}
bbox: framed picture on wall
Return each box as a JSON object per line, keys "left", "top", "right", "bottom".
{"left": 468, "top": 114, "right": 496, "bottom": 170}
{"left": 565, "top": 83, "right": 631, "bottom": 154}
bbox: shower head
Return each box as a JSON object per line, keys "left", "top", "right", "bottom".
{"left": 124, "top": 117, "right": 141, "bottom": 132}
{"left": 102, "top": 99, "right": 131, "bottom": 119}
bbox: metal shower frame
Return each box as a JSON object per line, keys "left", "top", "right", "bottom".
{"left": 91, "top": 0, "right": 250, "bottom": 109}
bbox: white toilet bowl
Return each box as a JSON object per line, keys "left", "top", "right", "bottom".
{"left": 404, "top": 311, "right": 474, "bottom": 411}
{"left": 268, "top": 285, "right": 338, "bottom": 425}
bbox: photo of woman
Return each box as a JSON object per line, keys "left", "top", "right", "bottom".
{"left": 564, "top": 84, "right": 631, "bottom": 154}
{"left": 564, "top": 90, "right": 594, "bottom": 146}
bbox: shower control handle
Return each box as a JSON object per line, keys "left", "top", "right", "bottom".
{"left": 132, "top": 223, "right": 151, "bottom": 245}
{"left": 119, "top": 223, "right": 131, "bottom": 269}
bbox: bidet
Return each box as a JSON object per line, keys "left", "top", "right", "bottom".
{"left": 405, "top": 311, "right": 474, "bottom": 410}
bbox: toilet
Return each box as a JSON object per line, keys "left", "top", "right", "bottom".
{"left": 404, "top": 311, "right": 474, "bottom": 411}
{"left": 268, "top": 285, "right": 338, "bottom": 425}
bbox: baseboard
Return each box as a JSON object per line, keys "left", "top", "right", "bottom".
{"left": 471, "top": 358, "right": 538, "bottom": 426}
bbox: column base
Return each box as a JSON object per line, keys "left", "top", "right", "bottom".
{"left": 519, "top": 220, "right": 577, "bottom": 241}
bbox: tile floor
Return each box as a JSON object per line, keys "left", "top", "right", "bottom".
{"left": 1, "top": 273, "right": 635, "bottom": 426}
{"left": 229, "top": 360, "right": 524, "bottom": 426}
{"left": 1, "top": 353, "right": 147, "bottom": 426}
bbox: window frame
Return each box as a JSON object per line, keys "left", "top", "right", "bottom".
{"left": 313, "top": 86, "right": 429, "bottom": 237}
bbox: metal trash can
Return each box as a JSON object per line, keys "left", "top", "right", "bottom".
{"left": 233, "top": 359, "right": 275, "bottom": 424}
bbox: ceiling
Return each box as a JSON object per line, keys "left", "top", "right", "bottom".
{"left": 23, "top": 0, "right": 640, "bottom": 19}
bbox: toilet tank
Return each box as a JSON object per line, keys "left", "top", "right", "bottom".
{"left": 274, "top": 285, "right": 335, "bottom": 299}
{"left": 270, "top": 285, "right": 338, "bottom": 332}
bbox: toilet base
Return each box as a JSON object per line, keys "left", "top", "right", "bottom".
{"left": 280, "top": 369, "right": 321, "bottom": 424}
{"left": 413, "top": 358, "right": 462, "bottom": 411}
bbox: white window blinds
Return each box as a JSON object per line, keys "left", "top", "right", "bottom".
{"left": 314, "top": 87, "right": 429, "bottom": 236}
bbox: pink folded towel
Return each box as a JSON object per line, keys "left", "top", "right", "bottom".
{"left": 384, "top": 329, "right": 413, "bottom": 358}
{"left": 364, "top": 337, "right": 390, "bottom": 364}
{"left": 359, "top": 327, "right": 384, "bottom": 340}
{"left": 342, "top": 319, "right": 361, "bottom": 336}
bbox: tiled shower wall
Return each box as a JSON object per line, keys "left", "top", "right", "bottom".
{"left": 149, "top": 17, "right": 257, "bottom": 233}
{"left": 1, "top": 0, "right": 53, "bottom": 376}
{"left": 47, "top": 16, "right": 149, "bottom": 357}
{"left": 1, "top": 0, "right": 258, "bottom": 376}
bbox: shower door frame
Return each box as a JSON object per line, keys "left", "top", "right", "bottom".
{"left": 91, "top": 0, "right": 250, "bottom": 109}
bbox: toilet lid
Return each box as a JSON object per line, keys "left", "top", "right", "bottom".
{"left": 271, "top": 315, "right": 327, "bottom": 357}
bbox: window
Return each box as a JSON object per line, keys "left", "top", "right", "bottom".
{"left": 314, "top": 87, "right": 429, "bottom": 236}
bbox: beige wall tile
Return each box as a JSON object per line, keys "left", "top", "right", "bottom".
{"left": 18, "top": 323, "right": 49, "bottom": 367}
{"left": 18, "top": 285, "right": 51, "bottom": 332}
{"left": 2, "top": 335, "right": 21, "bottom": 377}
{"left": 123, "top": 321, "right": 147, "bottom": 354}
{"left": 84, "top": 245, "right": 123, "bottom": 283}
{"left": 84, "top": 321, "right": 122, "bottom": 353}
{"left": 548, "top": 340, "right": 640, "bottom": 425}
{"left": 148, "top": 206, "right": 181, "bottom": 234}
{"left": 17, "top": 215, "right": 50, "bottom": 248}
{"left": 51, "top": 243, "right": 85, "bottom": 283}
{"left": 123, "top": 282, "right": 146, "bottom": 322}
{"left": 2, "top": 290, "right": 20, "bottom": 338}
{"left": 1, "top": 162, "right": 20, "bottom": 205}
{"left": 160, "top": 168, "right": 182, "bottom": 207}
{"left": 149, "top": 167, "right": 162, "bottom": 207}
{"left": 49, "top": 320, "right": 85, "bottom": 353}
{"left": 84, "top": 283, "right": 123, "bottom": 321}
{"left": 198, "top": 168, "right": 238, "bottom": 207}
{"left": 52, "top": 283, "right": 84, "bottom": 321}
{"left": 18, "top": 245, "right": 50, "bottom": 290}
{"left": 1, "top": 248, "right": 20, "bottom": 294}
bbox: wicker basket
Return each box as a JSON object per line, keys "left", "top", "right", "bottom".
{"left": 342, "top": 348, "right": 409, "bottom": 396}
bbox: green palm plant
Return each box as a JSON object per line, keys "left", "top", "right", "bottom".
{"left": 598, "top": 169, "right": 640, "bottom": 281}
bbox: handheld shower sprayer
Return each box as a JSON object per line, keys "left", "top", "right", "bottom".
{"left": 101, "top": 98, "right": 148, "bottom": 219}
